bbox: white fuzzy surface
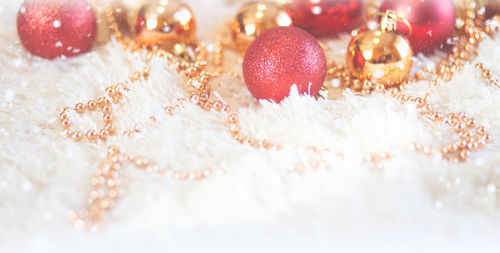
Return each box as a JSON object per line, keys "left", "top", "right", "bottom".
{"left": 1, "top": 0, "right": 500, "bottom": 252}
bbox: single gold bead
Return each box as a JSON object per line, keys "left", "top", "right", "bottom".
{"left": 466, "top": 119, "right": 476, "bottom": 128}
{"left": 86, "top": 130, "right": 98, "bottom": 141}
{"left": 202, "top": 102, "right": 212, "bottom": 111}
{"left": 72, "top": 131, "right": 83, "bottom": 141}
{"left": 61, "top": 119, "right": 72, "bottom": 129}
{"left": 484, "top": 134, "right": 492, "bottom": 143}
{"left": 231, "top": 135, "right": 242, "bottom": 143}
{"left": 103, "top": 114, "right": 113, "bottom": 124}
{"left": 111, "top": 96, "right": 121, "bottom": 105}
{"left": 108, "top": 146, "right": 119, "bottom": 156}
{"left": 60, "top": 107, "right": 71, "bottom": 114}
{"left": 123, "top": 130, "right": 132, "bottom": 137}
{"left": 212, "top": 101, "right": 223, "bottom": 111}
{"left": 476, "top": 126, "right": 485, "bottom": 135}
{"left": 99, "top": 129, "right": 110, "bottom": 140}
{"left": 64, "top": 129, "right": 74, "bottom": 138}
{"left": 87, "top": 100, "right": 97, "bottom": 111}
{"left": 229, "top": 124, "right": 240, "bottom": 135}
{"left": 247, "top": 138, "right": 256, "bottom": 146}
{"left": 228, "top": 113, "right": 238, "bottom": 124}
{"left": 59, "top": 113, "right": 68, "bottom": 121}
{"left": 190, "top": 94, "right": 200, "bottom": 104}
{"left": 75, "top": 103, "right": 86, "bottom": 113}
{"left": 440, "top": 146, "right": 449, "bottom": 154}
{"left": 97, "top": 97, "right": 107, "bottom": 106}
{"left": 105, "top": 124, "right": 116, "bottom": 134}
{"left": 108, "top": 189, "right": 119, "bottom": 199}
{"left": 105, "top": 87, "right": 115, "bottom": 96}
{"left": 134, "top": 124, "right": 142, "bottom": 133}
{"left": 237, "top": 136, "right": 246, "bottom": 144}
{"left": 451, "top": 143, "right": 459, "bottom": 151}
{"left": 466, "top": 142, "right": 474, "bottom": 150}
{"left": 177, "top": 98, "right": 186, "bottom": 105}
{"left": 199, "top": 91, "right": 210, "bottom": 102}
{"left": 143, "top": 66, "right": 151, "bottom": 77}
{"left": 459, "top": 150, "right": 469, "bottom": 161}
{"left": 135, "top": 157, "right": 148, "bottom": 168}
{"left": 222, "top": 105, "right": 231, "bottom": 113}
{"left": 133, "top": 72, "right": 142, "bottom": 80}
{"left": 482, "top": 70, "right": 492, "bottom": 79}
{"left": 260, "top": 139, "right": 271, "bottom": 149}
{"left": 102, "top": 104, "right": 112, "bottom": 114}
{"left": 164, "top": 106, "right": 175, "bottom": 115}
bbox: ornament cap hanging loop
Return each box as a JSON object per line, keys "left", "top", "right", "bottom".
{"left": 374, "top": 10, "right": 413, "bottom": 36}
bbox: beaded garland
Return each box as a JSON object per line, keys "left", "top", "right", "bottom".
{"left": 54, "top": 1, "right": 500, "bottom": 229}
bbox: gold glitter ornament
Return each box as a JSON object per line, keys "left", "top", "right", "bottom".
{"left": 232, "top": 2, "right": 293, "bottom": 53}
{"left": 346, "top": 10, "right": 413, "bottom": 87}
{"left": 130, "top": 0, "right": 196, "bottom": 49}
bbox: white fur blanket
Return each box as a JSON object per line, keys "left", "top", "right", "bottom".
{"left": 1, "top": 0, "right": 500, "bottom": 252}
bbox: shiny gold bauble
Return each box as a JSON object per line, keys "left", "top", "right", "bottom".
{"left": 346, "top": 29, "right": 413, "bottom": 86}
{"left": 232, "top": 2, "right": 293, "bottom": 53}
{"left": 130, "top": 0, "right": 196, "bottom": 49}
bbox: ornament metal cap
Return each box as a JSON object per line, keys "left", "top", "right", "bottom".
{"left": 375, "top": 10, "right": 413, "bottom": 35}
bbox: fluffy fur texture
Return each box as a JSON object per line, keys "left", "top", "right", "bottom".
{"left": 1, "top": 0, "right": 500, "bottom": 252}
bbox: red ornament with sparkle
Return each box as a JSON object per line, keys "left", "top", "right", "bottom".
{"left": 380, "top": 0, "right": 456, "bottom": 53}
{"left": 287, "top": 0, "right": 365, "bottom": 37}
{"left": 243, "top": 26, "right": 326, "bottom": 103}
{"left": 17, "top": 0, "right": 97, "bottom": 59}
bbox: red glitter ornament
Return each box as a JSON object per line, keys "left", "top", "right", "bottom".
{"left": 380, "top": 0, "right": 456, "bottom": 53}
{"left": 287, "top": 0, "right": 365, "bottom": 37}
{"left": 17, "top": 0, "right": 97, "bottom": 59}
{"left": 243, "top": 26, "right": 326, "bottom": 103}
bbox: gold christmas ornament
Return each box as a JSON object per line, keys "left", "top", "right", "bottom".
{"left": 346, "top": 10, "right": 413, "bottom": 87}
{"left": 130, "top": 0, "right": 196, "bottom": 49}
{"left": 232, "top": 2, "right": 293, "bottom": 53}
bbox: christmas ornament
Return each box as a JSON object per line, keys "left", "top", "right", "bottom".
{"left": 17, "top": 0, "right": 97, "bottom": 59}
{"left": 287, "top": 0, "right": 365, "bottom": 37}
{"left": 130, "top": 0, "right": 196, "bottom": 49}
{"left": 232, "top": 2, "right": 293, "bottom": 53}
{"left": 346, "top": 10, "right": 413, "bottom": 86}
{"left": 380, "top": 0, "right": 456, "bottom": 53}
{"left": 243, "top": 26, "right": 326, "bottom": 103}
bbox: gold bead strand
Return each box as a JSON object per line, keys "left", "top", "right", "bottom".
{"left": 71, "top": 145, "right": 220, "bottom": 229}
{"left": 394, "top": 93, "right": 492, "bottom": 162}
{"left": 59, "top": 66, "right": 151, "bottom": 142}
{"left": 475, "top": 63, "right": 500, "bottom": 88}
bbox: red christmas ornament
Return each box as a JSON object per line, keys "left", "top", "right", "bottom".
{"left": 17, "top": 0, "right": 97, "bottom": 59}
{"left": 380, "top": 0, "right": 456, "bottom": 53}
{"left": 287, "top": 0, "right": 365, "bottom": 37}
{"left": 243, "top": 26, "right": 326, "bottom": 103}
